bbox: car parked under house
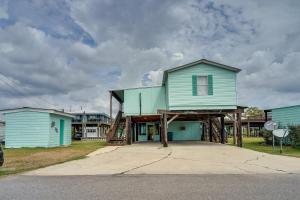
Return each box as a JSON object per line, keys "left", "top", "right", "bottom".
{"left": 108, "top": 59, "right": 244, "bottom": 147}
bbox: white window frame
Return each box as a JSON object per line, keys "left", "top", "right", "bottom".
{"left": 197, "top": 76, "right": 208, "bottom": 96}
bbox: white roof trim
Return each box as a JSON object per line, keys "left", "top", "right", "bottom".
{"left": 0, "top": 107, "right": 74, "bottom": 118}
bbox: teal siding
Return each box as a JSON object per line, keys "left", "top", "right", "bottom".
{"left": 167, "top": 63, "right": 237, "bottom": 110}
{"left": 49, "top": 114, "right": 72, "bottom": 147}
{"left": 4, "top": 111, "right": 72, "bottom": 148}
{"left": 168, "top": 121, "right": 202, "bottom": 141}
{"left": 138, "top": 135, "right": 148, "bottom": 142}
{"left": 272, "top": 105, "right": 300, "bottom": 127}
{"left": 124, "top": 86, "right": 166, "bottom": 116}
{"left": 208, "top": 75, "right": 213, "bottom": 95}
{"left": 4, "top": 111, "right": 50, "bottom": 148}
{"left": 192, "top": 75, "right": 197, "bottom": 96}
{"left": 165, "top": 79, "right": 169, "bottom": 108}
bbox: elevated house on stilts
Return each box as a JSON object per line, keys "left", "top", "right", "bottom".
{"left": 108, "top": 59, "right": 244, "bottom": 147}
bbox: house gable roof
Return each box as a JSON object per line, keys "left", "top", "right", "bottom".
{"left": 162, "top": 59, "right": 241, "bottom": 84}
{"left": 109, "top": 59, "right": 241, "bottom": 102}
{"left": 0, "top": 107, "right": 74, "bottom": 118}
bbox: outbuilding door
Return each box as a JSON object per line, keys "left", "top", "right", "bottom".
{"left": 60, "top": 119, "right": 64, "bottom": 145}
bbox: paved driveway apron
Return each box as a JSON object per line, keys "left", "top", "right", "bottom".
{"left": 25, "top": 142, "right": 300, "bottom": 176}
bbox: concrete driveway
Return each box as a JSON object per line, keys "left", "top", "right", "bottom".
{"left": 25, "top": 142, "right": 300, "bottom": 176}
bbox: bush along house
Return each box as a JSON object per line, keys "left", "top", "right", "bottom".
{"left": 108, "top": 59, "right": 245, "bottom": 147}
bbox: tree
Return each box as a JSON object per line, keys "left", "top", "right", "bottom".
{"left": 245, "top": 107, "right": 264, "bottom": 118}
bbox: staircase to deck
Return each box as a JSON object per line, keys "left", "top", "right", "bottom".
{"left": 107, "top": 111, "right": 127, "bottom": 145}
{"left": 211, "top": 118, "right": 221, "bottom": 143}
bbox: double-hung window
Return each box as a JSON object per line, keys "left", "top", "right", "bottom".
{"left": 192, "top": 75, "right": 213, "bottom": 96}
{"left": 197, "top": 76, "right": 208, "bottom": 96}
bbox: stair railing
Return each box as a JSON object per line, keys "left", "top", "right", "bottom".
{"left": 107, "top": 111, "right": 122, "bottom": 142}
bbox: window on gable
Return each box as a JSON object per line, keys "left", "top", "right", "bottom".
{"left": 197, "top": 76, "right": 208, "bottom": 96}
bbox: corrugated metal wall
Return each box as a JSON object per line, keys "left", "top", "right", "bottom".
{"left": 272, "top": 105, "right": 300, "bottom": 127}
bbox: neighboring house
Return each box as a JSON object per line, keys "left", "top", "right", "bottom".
{"left": 1, "top": 107, "right": 74, "bottom": 148}
{"left": 265, "top": 105, "right": 300, "bottom": 127}
{"left": 0, "top": 121, "right": 4, "bottom": 143}
{"left": 109, "top": 59, "right": 244, "bottom": 147}
{"left": 72, "top": 112, "right": 110, "bottom": 139}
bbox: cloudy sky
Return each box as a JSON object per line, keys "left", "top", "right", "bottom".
{"left": 0, "top": 0, "right": 299, "bottom": 115}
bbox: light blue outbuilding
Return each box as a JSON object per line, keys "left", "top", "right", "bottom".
{"left": 269, "top": 105, "right": 300, "bottom": 127}
{"left": 2, "top": 107, "right": 74, "bottom": 148}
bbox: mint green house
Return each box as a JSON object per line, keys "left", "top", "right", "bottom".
{"left": 267, "top": 105, "right": 300, "bottom": 127}
{"left": 2, "top": 107, "right": 74, "bottom": 148}
{"left": 109, "top": 59, "right": 244, "bottom": 147}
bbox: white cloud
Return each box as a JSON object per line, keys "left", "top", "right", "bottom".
{"left": 0, "top": 0, "right": 300, "bottom": 115}
{"left": 0, "top": 0, "right": 8, "bottom": 19}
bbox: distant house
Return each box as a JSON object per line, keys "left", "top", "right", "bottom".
{"left": 265, "top": 105, "right": 300, "bottom": 127}
{"left": 1, "top": 107, "right": 74, "bottom": 148}
{"left": 72, "top": 112, "right": 110, "bottom": 139}
{"left": 0, "top": 121, "right": 4, "bottom": 143}
{"left": 109, "top": 59, "right": 244, "bottom": 147}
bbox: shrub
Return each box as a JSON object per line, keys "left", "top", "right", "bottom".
{"left": 262, "top": 128, "right": 280, "bottom": 145}
{"left": 288, "top": 125, "right": 300, "bottom": 147}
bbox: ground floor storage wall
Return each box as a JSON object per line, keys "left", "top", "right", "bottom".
{"left": 168, "top": 121, "right": 202, "bottom": 141}
{"left": 132, "top": 121, "right": 203, "bottom": 142}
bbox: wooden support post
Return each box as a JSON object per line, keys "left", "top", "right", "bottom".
{"left": 126, "top": 116, "right": 132, "bottom": 145}
{"left": 132, "top": 123, "right": 135, "bottom": 142}
{"left": 209, "top": 118, "right": 213, "bottom": 142}
{"left": 264, "top": 111, "right": 268, "bottom": 122}
{"left": 221, "top": 115, "right": 225, "bottom": 144}
{"left": 203, "top": 121, "right": 207, "bottom": 141}
{"left": 236, "top": 112, "right": 242, "bottom": 147}
{"left": 161, "top": 113, "right": 168, "bottom": 147}
{"left": 233, "top": 113, "right": 237, "bottom": 145}
{"left": 247, "top": 122, "right": 250, "bottom": 137}
{"left": 110, "top": 91, "right": 113, "bottom": 126}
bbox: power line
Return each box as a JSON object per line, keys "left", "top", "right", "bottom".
{"left": 0, "top": 73, "right": 60, "bottom": 109}
{"left": 0, "top": 75, "right": 43, "bottom": 108}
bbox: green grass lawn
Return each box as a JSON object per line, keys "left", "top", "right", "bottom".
{"left": 228, "top": 137, "right": 300, "bottom": 158}
{"left": 0, "top": 140, "right": 106, "bottom": 177}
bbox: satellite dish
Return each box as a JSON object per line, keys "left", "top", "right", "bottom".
{"left": 273, "top": 129, "right": 289, "bottom": 138}
{"left": 264, "top": 120, "right": 278, "bottom": 131}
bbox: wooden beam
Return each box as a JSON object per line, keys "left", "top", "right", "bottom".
{"left": 162, "top": 114, "right": 168, "bottom": 147}
{"left": 247, "top": 122, "right": 250, "bottom": 137}
{"left": 126, "top": 116, "right": 132, "bottom": 145}
{"left": 109, "top": 91, "right": 113, "bottom": 126}
{"left": 167, "top": 114, "right": 179, "bottom": 126}
{"left": 209, "top": 118, "right": 213, "bottom": 142}
{"left": 157, "top": 109, "right": 237, "bottom": 115}
{"left": 220, "top": 115, "right": 225, "bottom": 144}
{"left": 233, "top": 113, "right": 237, "bottom": 145}
{"left": 236, "top": 112, "right": 242, "bottom": 147}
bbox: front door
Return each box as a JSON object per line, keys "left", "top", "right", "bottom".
{"left": 147, "top": 125, "right": 155, "bottom": 141}
{"left": 60, "top": 119, "right": 64, "bottom": 145}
